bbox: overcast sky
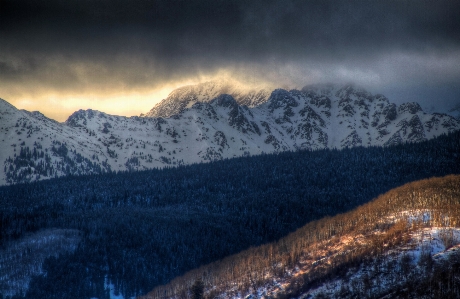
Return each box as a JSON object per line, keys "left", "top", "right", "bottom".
{"left": 1, "top": 0, "right": 460, "bottom": 121}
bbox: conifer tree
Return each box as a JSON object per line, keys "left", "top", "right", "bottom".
{"left": 191, "top": 279, "right": 204, "bottom": 299}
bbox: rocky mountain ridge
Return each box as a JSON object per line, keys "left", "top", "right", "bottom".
{"left": 1, "top": 83, "right": 459, "bottom": 185}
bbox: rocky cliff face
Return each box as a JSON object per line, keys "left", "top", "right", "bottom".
{"left": 1, "top": 83, "right": 459, "bottom": 185}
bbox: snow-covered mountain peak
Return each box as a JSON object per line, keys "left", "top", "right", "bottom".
{"left": 65, "top": 109, "right": 102, "bottom": 127}
{"left": 374, "top": 93, "right": 391, "bottom": 105}
{"left": 335, "top": 83, "right": 373, "bottom": 101}
{"left": 143, "top": 80, "right": 271, "bottom": 118}
{"left": 300, "top": 83, "right": 371, "bottom": 101}
{"left": 398, "top": 102, "right": 423, "bottom": 114}
{"left": 267, "top": 88, "right": 299, "bottom": 111}
{"left": 210, "top": 94, "right": 239, "bottom": 108}
{"left": 301, "top": 83, "right": 335, "bottom": 96}
{"left": 24, "top": 110, "right": 57, "bottom": 123}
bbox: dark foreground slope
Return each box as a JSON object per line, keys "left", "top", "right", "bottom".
{"left": 141, "top": 175, "right": 460, "bottom": 299}
{"left": 1, "top": 131, "right": 460, "bottom": 299}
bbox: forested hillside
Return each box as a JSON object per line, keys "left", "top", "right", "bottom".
{"left": 141, "top": 175, "right": 460, "bottom": 299}
{"left": 1, "top": 131, "right": 460, "bottom": 299}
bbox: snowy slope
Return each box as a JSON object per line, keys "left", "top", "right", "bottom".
{"left": 1, "top": 83, "right": 459, "bottom": 185}
{"left": 299, "top": 227, "right": 460, "bottom": 299}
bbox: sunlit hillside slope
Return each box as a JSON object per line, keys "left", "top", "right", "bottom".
{"left": 141, "top": 175, "right": 460, "bottom": 299}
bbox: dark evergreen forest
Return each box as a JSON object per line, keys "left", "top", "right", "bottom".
{"left": 1, "top": 131, "right": 460, "bottom": 299}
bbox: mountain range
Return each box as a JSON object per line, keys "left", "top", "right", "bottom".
{"left": 1, "top": 82, "right": 459, "bottom": 185}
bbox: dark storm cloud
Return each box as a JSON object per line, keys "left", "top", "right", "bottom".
{"left": 1, "top": 0, "right": 460, "bottom": 107}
